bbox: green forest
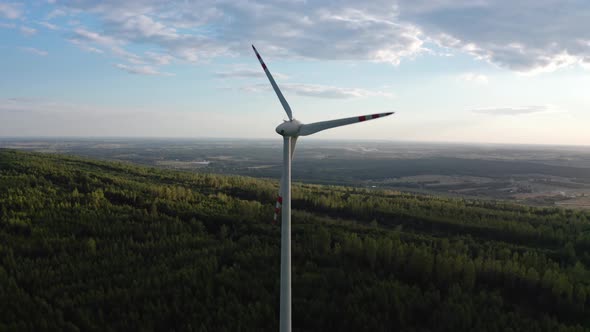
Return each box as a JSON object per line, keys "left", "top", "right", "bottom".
{"left": 1, "top": 149, "right": 590, "bottom": 331}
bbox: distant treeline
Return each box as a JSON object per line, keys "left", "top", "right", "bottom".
{"left": 0, "top": 149, "right": 589, "bottom": 331}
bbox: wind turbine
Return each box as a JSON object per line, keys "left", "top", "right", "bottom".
{"left": 252, "top": 45, "right": 394, "bottom": 332}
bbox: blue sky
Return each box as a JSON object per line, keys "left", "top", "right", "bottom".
{"left": 1, "top": 0, "right": 589, "bottom": 145}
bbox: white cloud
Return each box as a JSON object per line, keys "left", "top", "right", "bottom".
{"left": 470, "top": 105, "right": 562, "bottom": 116}
{"left": 114, "top": 63, "right": 173, "bottom": 76}
{"left": 286, "top": 84, "right": 393, "bottom": 99}
{"left": 144, "top": 51, "right": 174, "bottom": 65}
{"left": 68, "top": 23, "right": 226, "bottom": 67}
{"left": 398, "top": 1, "right": 590, "bottom": 73}
{"left": 68, "top": 39, "right": 104, "bottom": 53}
{"left": 69, "top": 27, "right": 183, "bottom": 72}
{"left": 0, "top": 3, "right": 22, "bottom": 19}
{"left": 20, "top": 47, "right": 48, "bottom": 56}
{"left": 72, "top": 28, "right": 122, "bottom": 47}
{"left": 85, "top": 46, "right": 104, "bottom": 54}
{"left": 459, "top": 72, "right": 488, "bottom": 84}
{"left": 49, "top": 0, "right": 426, "bottom": 65}
{"left": 107, "top": 14, "right": 180, "bottom": 41}
{"left": 112, "top": 47, "right": 145, "bottom": 64}
{"left": 70, "top": 28, "right": 151, "bottom": 63}
{"left": 38, "top": 21, "right": 59, "bottom": 30}
{"left": 46, "top": 9, "right": 67, "bottom": 20}
{"left": 9, "top": 0, "right": 590, "bottom": 75}
{"left": 19, "top": 26, "right": 37, "bottom": 36}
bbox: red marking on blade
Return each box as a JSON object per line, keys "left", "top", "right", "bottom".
{"left": 372, "top": 114, "right": 380, "bottom": 119}
{"left": 277, "top": 196, "right": 283, "bottom": 203}
{"left": 275, "top": 207, "right": 280, "bottom": 213}
{"left": 358, "top": 116, "right": 366, "bottom": 122}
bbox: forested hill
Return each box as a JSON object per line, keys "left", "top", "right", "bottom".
{"left": 1, "top": 149, "right": 590, "bottom": 332}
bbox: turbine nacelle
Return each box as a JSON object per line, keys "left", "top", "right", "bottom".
{"left": 276, "top": 119, "right": 302, "bottom": 137}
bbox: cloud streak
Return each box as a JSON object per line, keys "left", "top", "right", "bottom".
{"left": 244, "top": 83, "right": 393, "bottom": 99}
{"left": 20, "top": 47, "right": 49, "bottom": 56}
{"left": 216, "top": 68, "right": 288, "bottom": 80}
{"left": 19, "top": 26, "right": 37, "bottom": 36}
{"left": 38, "top": 21, "right": 59, "bottom": 30}
{"left": 72, "top": 28, "right": 122, "bottom": 48}
{"left": 114, "top": 63, "right": 173, "bottom": 76}
{"left": 459, "top": 72, "right": 488, "bottom": 84}
{"left": 470, "top": 105, "right": 559, "bottom": 116}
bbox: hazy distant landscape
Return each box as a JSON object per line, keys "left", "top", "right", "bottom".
{"left": 3, "top": 138, "right": 590, "bottom": 208}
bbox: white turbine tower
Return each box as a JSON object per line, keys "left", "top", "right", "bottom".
{"left": 252, "top": 45, "right": 394, "bottom": 332}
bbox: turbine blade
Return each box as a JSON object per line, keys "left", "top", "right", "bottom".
{"left": 299, "top": 112, "right": 395, "bottom": 136}
{"left": 252, "top": 45, "right": 293, "bottom": 120}
{"left": 273, "top": 137, "right": 297, "bottom": 224}
{"left": 290, "top": 136, "right": 298, "bottom": 159}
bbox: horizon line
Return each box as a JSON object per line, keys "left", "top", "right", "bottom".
{"left": 1, "top": 136, "right": 590, "bottom": 148}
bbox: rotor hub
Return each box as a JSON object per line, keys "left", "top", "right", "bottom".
{"left": 276, "top": 119, "right": 302, "bottom": 137}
